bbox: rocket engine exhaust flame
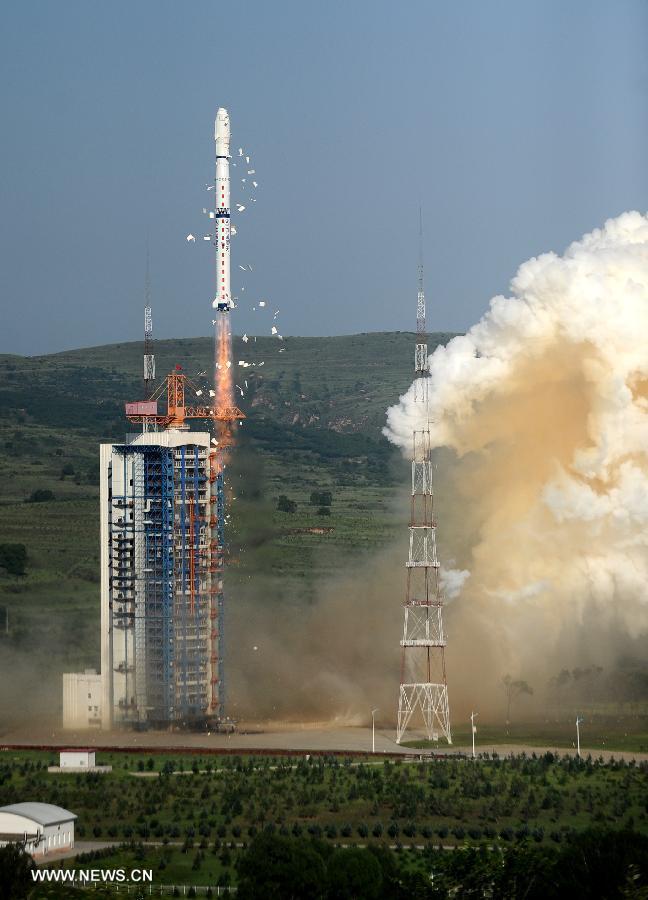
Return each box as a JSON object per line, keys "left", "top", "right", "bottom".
{"left": 214, "top": 312, "right": 236, "bottom": 450}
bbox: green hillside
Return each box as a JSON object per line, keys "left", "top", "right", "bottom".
{"left": 0, "top": 332, "right": 455, "bottom": 707}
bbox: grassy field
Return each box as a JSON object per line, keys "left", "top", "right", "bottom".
{"left": 2, "top": 748, "right": 647, "bottom": 890}
{"left": 404, "top": 715, "right": 648, "bottom": 754}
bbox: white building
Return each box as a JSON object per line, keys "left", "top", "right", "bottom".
{"left": 0, "top": 803, "right": 76, "bottom": 857}
{"left": 100, "top": 430, "right": 220, "bottom": 729}
{"left": 60, "top": 750, "right": 95, "bottom": 768}
{"left": 62, "top": 670, "right": 102, "bottom": 729}
{"left": 47, "top": 749, "right": 111, "bottom": 774}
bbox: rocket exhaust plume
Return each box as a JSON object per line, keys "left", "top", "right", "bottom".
{"left": 228, "top": 212, "right": 648, "bottom": 724}
{"left": 384, "top": 211, "right": 648, "bottom": 709}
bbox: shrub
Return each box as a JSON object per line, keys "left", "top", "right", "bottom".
{"left": 26, "top": 489, "right": 54, "bottom": 503}
{"left": 277, "top": 495, "right": 297, "bottom": 513}
{"left": 0, "top": 543, "right": 27, "bottom": 576}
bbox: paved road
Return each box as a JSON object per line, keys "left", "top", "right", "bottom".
{"left": 34, "top": 841, "right": 120, "bottom": 865}
{"left": 2, "top": 726, "right": 647, "bottom": 762}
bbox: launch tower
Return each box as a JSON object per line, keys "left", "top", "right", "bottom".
{"left": 99, "top": 108, "right": 243, "bottom": 730}
{"left": 395, "top": 217, "right": 452, "bottom": 745}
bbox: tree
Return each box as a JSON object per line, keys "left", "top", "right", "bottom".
{"left": 26, "top": 488, "right": 54, "bottom": 503}
{"left": 0, "top": 543, "right": 27, "bottom": 576}
{"left": 327, "top": 848, "right": 383, "bottom": 900}
{"left": 277, "top": 495, "right": 297, "bottom": 513}
{"left": 502, "top": 674, "right": 533, "bottom": 723}
{"left": 317, "top": 507, "right": 331, "bottom": 516}
{"left": 60, "top": 463, "right": 75, "bottom": 478}
{"left": 237, "top": 833, "right": 326, "bottom": 899}
{"left": 310, "top": 490, "right": 333, "bottom": 507}
{"left": 0, "top": 843, "right": 35, "bottom": 900}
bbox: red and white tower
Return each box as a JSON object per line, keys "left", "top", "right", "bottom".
{"left": 396, "top": 216, "right": 452, "bottom": 745}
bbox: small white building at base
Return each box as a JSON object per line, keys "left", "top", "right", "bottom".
{"left": 62, "top": 670, "right": 102, "bottom": 729}
{"left": 47, "top": 749, "right": 111, "bottom": 774}
{"left": 0, "top": 803, "right": 76, "bottom": 857}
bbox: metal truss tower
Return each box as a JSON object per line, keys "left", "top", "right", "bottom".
{"left": 396, "top": 213, "right": 452, "bottom": 745}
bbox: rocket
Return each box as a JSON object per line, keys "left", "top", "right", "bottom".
{"left": 213, "top": 107, "right": 232, "bottom": 311}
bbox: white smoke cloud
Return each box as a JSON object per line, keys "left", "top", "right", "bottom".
{"left": 440, "top": 566, "right": 471, "bottom": 600}
{"left": 384, "top": 211, "right": 648, "bottom": 685}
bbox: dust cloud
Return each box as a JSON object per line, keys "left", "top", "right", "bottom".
{"left": 232, "top": 212, "right": 648, "bottom": 726}
{"left": 385, "top": 210, "right": 648, "bottom": 716}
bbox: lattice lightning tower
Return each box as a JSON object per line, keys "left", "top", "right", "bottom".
{"left": 396, "top": 213, "right": 452, "bottom": 745}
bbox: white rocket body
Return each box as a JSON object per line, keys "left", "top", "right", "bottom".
{"left": 213, "top": 107, "right": 232, "bottom": 311}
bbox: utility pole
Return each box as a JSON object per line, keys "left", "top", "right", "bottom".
{"left": 576, "top": 716, "right": 583, "bottom": 758}
{"left": 471, "top": 711, "right": 478, "bottom": 759}
{"left": 371, "top": 708, "right": 379, "bottom": 753}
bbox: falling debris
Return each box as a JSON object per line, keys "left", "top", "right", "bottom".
{"left": 237, "top": 204, "right": 246, "bottom": 212}
{"left": 195, "top": 389, "right": 203, "bottom": 397}
{"left": 252, "top": 181, "right": 258, "bottom": 188}
{"left": 274, "top": 310, "right": 280, "bottom": 318}
{"left": 247, "top": 169, "right": 255, "bottom": 175}
{"left": 271, "top": 326, "right": 278, "bottom": 335}
{"left": 209, "top": 389, "right": 216, "bottom": 397}
{"left": 211, "top": 438, "right": 219, "bottom": 445}
{"left": 259, "top": 300, "right": 266, "bottom": 307}
{"left": 209, "top": 211, "right": 215, "bottom": 219}
{"left": 203, "top": 235, "right": 211, "bottom": 241}
{"left": 239, "top": 265, "right": 246, "bottom": 270}
{"left": 206, "top": 185, "right": 214, "bottom": 191}
{"left": 231, "top": 225, "right": 237, "bottom": 236}
{"left": 245, "top": 156, "right": 250, "bottom": 163}
{"left": 186, "top": 234, "right": 196, "bottom": 242}
{"left": 238, "top": 148, "right": 243, "bottom": 156}
{"left": 242, "top": 334, "right": 249, "bottom": 343}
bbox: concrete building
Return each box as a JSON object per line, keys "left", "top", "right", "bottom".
{"left": 62, "top": 670, "right": 102, "bottom": 729}
{"left": 61, "top": 749, "right": 95, "bottom": 768}
{"left": 100, "top": 430, "right": 220, "bottom": 729}
{"left": 0, "top": 803, "right": 76, "bottom": 857}
{"left": 47, "top": 750, "right": 112, "bottom": 774}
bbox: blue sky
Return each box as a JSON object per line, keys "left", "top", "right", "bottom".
{"left": 1, "top": 0, "right": 646, "bottom": 354}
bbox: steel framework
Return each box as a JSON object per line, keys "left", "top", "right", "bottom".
{"left": 396, "top": 216, "right": 452, "bottom": 745}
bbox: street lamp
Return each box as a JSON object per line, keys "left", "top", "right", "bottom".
{"left": 371, "top": 708, "right": 379, "bottom": 753}
{"left": 470, "top": 711, "right": 479, "bottom": 759}
{"left": 576, "top": 716, "right": 584, "bottom": 758}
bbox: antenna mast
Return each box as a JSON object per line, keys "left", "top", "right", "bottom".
{"left": 414, "top": 207, "right": 429, "bottom": 399}
{"left": 143, "top": 246, "right": 155, "bottom": 391}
